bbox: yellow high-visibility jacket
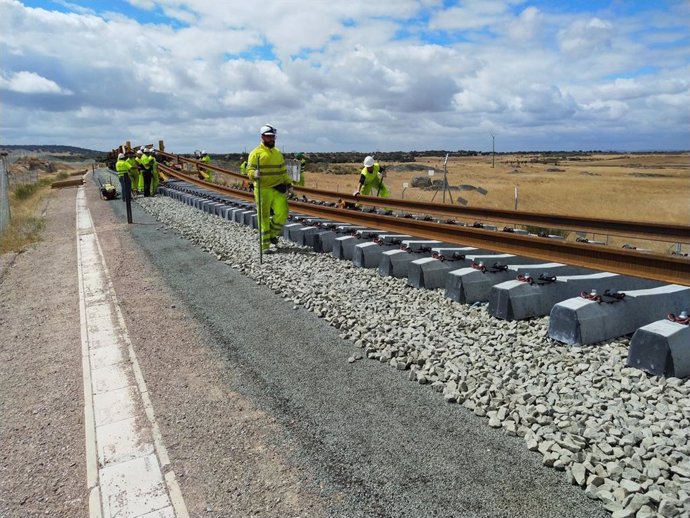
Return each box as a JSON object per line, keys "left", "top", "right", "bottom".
{"left": 359, "top": 163, "right": 388, "bottom": 196}
{"left": 247, "top": 143, "right": 290, "bottom": 189}
{"left": 115, "top": 158, "right": 131, "bottom": 176}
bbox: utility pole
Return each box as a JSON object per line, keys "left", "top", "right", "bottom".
{"left": 490, "top": 132, "right": 495, "bottom": 168}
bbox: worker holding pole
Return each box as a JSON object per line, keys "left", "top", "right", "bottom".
{"left": 355, "top": 156, "right": 389, "bottom": 198}
{"left": 247, "top": 124, "right": 291, "bottom": 255}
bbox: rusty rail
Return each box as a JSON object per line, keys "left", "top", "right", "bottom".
{"left": 157, "top": 162, "right": 690, "bottom": 286}
{"left": 158, "top": 151, "right": 690, "bottom": 244}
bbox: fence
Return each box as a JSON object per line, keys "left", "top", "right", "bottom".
{"left": 0, "top": 154, "right": 10, "bottom": 234}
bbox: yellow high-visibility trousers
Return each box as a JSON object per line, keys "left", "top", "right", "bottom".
{"left": 254, "top": 184, "right": 288, "bottom": 250}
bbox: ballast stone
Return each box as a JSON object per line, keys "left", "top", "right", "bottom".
{"left": 627, "top": 320, "right": 690, "bottom": 378}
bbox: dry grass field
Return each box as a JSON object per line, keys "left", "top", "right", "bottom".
{"left": 300, "top": 153, "right": 690, "bottom": 254}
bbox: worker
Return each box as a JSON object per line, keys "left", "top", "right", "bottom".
{"left": 141, "top": 147, "right": 156, "bottom": 197}
{"left": 246, "top": 124, "right": 291, "bottom": 254}
{"left": 148, "top": 148, "right": 159, "bottom": 196}
{"left": 134, "top": 148, "right": 145, "bottom": 195}
{"left": 355, "top": 155, "right": 389, "bottom": 198}
{"left": 199, "top": 150, "right": 213, "bottom": 181}
{"left": 295, "top": 152, "right": 306, "bottom": 186}
{"left": 126, "top": 150, "right": 140, "bottom": 197}
{"left": 115, "top": 152, "right": 132, "bottom": 203}
{"left": 239, "top": 155, "right": 250, "bottom": 190}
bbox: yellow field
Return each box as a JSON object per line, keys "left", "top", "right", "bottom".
{"left": 298, "top": 153, "right": 690, "bottom": 254}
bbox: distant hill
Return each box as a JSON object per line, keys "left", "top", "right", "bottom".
{"left": 0, "top": 144, "right": 106, "bottom": 158}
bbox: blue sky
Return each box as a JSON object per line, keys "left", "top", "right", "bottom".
{"left": 1, "top": 0, "right": 688, "bottom": 152}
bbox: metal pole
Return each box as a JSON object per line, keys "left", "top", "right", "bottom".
{"left": 0, "top": 153, "right": 10, "bottom": 234}
{"left": 256, "top": 160, "right": 263, "bottom": 264}
{"left": 442, "top": 153, "right": 450, "bottom": 204}
{"left": 124, "top": 174, "right": 133, "bottom": 224}
{"left": 492, "top": 134, "right": 495, "bottom": 168}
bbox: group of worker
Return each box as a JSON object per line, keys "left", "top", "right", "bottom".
{"left": 243, "top": 124, "right": 390, "bottom": 253}
{"left": 113, "top": 128, "right": 389, "bottom": 255}
{"left": 114, "top": 147, "right": 160, "bottom": 200}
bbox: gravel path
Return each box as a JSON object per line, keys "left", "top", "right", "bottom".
{"left": 0, "top": 189, "right": 88, "bottom": 516}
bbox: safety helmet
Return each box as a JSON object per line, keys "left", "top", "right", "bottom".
{"left": 260, "top": 124, "right": 277, "bottom": 136}
{"left": 136, "top": 149, "right": 143, "bottom": 155}
{"left": 117, "top": 153, "right": 125, "bottom": 159}
{"left": 201, "top": 150, "right": 206, "bottom": 154}
{"left": 363, "top": 156, "right": 375, "bottom": 167}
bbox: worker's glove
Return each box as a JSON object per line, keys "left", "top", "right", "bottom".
{"left": 252, "top": 170, "right": 260, "bottom": 180}
{"left": 377, "top": 172, "right": 384, "bottom": 180}
{"left": 379, "top": 166, "right": 386, "bottom": 174}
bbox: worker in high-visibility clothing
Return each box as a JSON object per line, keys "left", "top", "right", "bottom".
{"left": 355, "top": 155, "right": 389, "bottom": 198}
{"left": 247, "top": 124, "right": 291, "bottom": 254}
{"left": 126, "top": 150, "right": 140, "bottom": 196}
{"left": 115, "top": 153, "right": 132, "bottom": 203}
{"left": 135, "top": 148, "right": 149, "bottom": 196}
{"left": 148, "top": 148, "right": 159, "bottom": 196}
{"left": 295, "top": 152, "right": 306, "bottom": 186}
{"left": 199, "top": 150, "right": 213, "bottom": 182}
{"left": 239, "top": 155, "right": 250, "bottom": 190}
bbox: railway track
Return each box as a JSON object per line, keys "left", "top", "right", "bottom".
{"left": 156, "top": 154, "right": 690, "bottom": 287}
{"left": 114, "top": 162, "right": 690, "bottom": 517}
{"left": 153, "top": 158, "right": 690, "bottom": 372}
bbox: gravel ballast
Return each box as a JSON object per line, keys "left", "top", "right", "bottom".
{"left": 137, "top": 192, "right": 690, "bottom": 518}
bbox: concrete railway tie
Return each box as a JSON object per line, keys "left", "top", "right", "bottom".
{"left": 157, "top": 181, "right": 690, "bottom": 379}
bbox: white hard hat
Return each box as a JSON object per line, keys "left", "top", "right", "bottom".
{"left": 118, "top": 153, "right": 125, "bottom": 159}
{"left": 363, "top": 156, "right": 375, "bottom": 167}
{"left": 260, "top": 124, "right": 277, "bottom": 136}
{"left": 136, "top": 149, "right": 143, "bottom": 155}
{"left": 201, "top": 150, "right": 206, "bottom": 154}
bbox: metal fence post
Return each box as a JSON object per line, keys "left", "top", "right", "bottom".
{"left": 0, "top": 153, "right": 10, "bottom": 234}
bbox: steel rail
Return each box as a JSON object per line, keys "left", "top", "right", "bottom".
{"left": 157, "top": 151, "right": 690, "bottom": 244}
{"left": 159, "top": 164, "right": 690, "bottom": 286}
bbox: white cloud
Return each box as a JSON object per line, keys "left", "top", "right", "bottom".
{"left": 0, "top": 70, "right": 71, "bottom": 94}
{"left": 557, "top": 17, "right": 613, "bottom": 58}
{"left": 0, "top": 0, "right": 688, "bottom": 151}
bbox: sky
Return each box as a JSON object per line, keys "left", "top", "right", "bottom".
{"left": 1, "top": 0, "right": 689, "bottom": 153}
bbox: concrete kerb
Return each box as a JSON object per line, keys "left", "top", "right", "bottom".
{"left": 490, "top": 272, "right": 662, "bottom": 321}
{"left": 627, "top": 320, "right": 690, "bottom": 378}
{"left": 548, "top": 284, "right": 690, "bottom": 346}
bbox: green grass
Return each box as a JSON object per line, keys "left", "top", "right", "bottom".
{"left": 0, "top": 177, "right": 54, "bottom": 254}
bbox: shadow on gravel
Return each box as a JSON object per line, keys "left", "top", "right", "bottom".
{"left": 277, "top": 246, "right": 316, "bottom": 255}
